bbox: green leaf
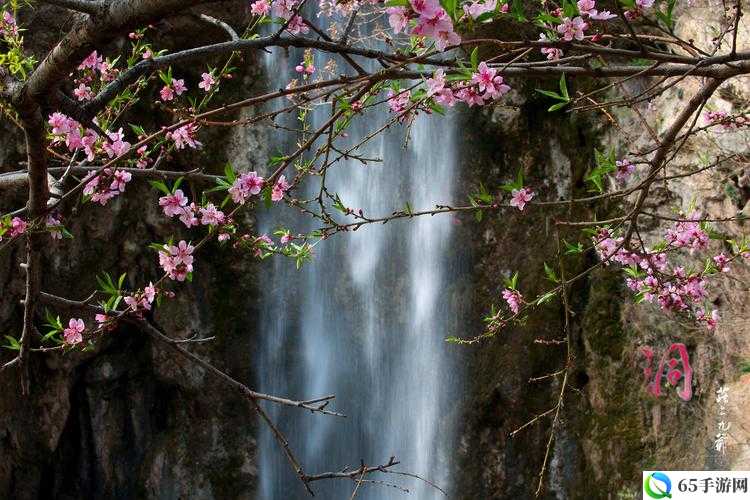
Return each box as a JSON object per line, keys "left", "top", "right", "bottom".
{"left": 3, "top": 335, "right": 20, "bottom": 350}
{"left": 470, "top": 47, "right": 479, "bottom": 71}
{"left": 544, "top": 262, "right": 559, "bottom": 283}
{"left": 548, "top": 101, "right": 569, "bottom": 112}
{"left": 559, "top": 74, "right": 569, "bottom": 100}
{"left": 510, "top": 0, "right": 526, "bottom": 21}
{"left": 224, "top": 162, "right": 236, "bottom": 183}
{"left": 172, "top": 177, "right": 184, "bottom": 193}
{"left": 563, "top": 239, "right": 584, "bottom": 254}
{"left": 384, "top": 0, "right": 409, "bottom": 5}
{"left": 536, "top": 291, "right": 557, "bottom": 305}
{"left": 148, "top": 180, "right": 171, "bottom": 195}
{"left": 536, "top": 89, "right": 565, "bottom": 101}
{"left": 440, "top": 0, "right": 457, "bottom": 19}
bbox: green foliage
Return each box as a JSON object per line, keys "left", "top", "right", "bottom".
{"left": 504, "top": 271, "right": 519, "bottom": 290}
{"left": 501, "top": 169, "right": 525, "bottom": 192}
{"left": 654, "top": 0, "right": 677, "bottom": 30}
{"left": 535, "top": 74, "right": 570, "bottom": 112}
{"left": 544, "top": 262, "right": 560, "bottom": 283}
{"left": 585, "top": 148, "right": 616, "bottom": 193}
{"left": 2, "top": 334, "right": 20, "bottom": 350}
{"left": 96, "top": 272, "right": 125, "bottom": 312}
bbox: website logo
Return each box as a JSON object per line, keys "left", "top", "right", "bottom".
{"left": 644, "top": 472, "right": 673, "bottom": 499}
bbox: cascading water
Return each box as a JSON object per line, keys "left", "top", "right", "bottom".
{"left": 255, "top": 11, "right": 464, "bottom": 498}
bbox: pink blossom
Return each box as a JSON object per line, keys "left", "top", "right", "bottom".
{"left": 696, "top": 308, "right": 719, "bottom": 330}
{"left": 103, "top": 128, "right": 131, "bottom": 158}
{"left": 271, "top": 175, "right": 291, "bottom": 202}
{"left": 124, "top": 294, "right": 149, "bottom": 313}
{"left": 199, "top": 203, "right": 225, "bottom": 225}
{"left": 557, "top": 16, "right": 588, "bottom": 41}
{"left": 144, "top": 282, "right": 157, "bottom": 303}
{"left": 198, "top": 72, "right": 216, "bottom": 91}
{"left": 426, "top": 69, "right": 456, "bottom": 107}
{"left": 179, "top": 203, "right": 200, "bottom": 228}
{"left": 456, "top": 87, "right": 485, "bottom": 107}
{"left": 83, "top": 170, "right": 121, "bottom": 205}
{"left": 615, "top": 158, "right": 635, "bottom": 181}
{"left": 286, "top": 15, "right": 309, "bottom": 35}
{"left": 589, "top": 10, "right": 617, "bottom": 20}
{"left": 46, "top": 214, "right": 63, "bottom": 240}
{"left": 387, "top": 7, "right": 409, "bottom": 34}
{"left": 9, "top": 217, "right": 26, "bottom": 238}
{"left": 142, "top": 49, "right": 153, "bottom": 59}
{"left": 471, "top": 62, "right": 511, "bottom": 99}
{"left": 99, "top": 61, "right": 116, "bottom": 81}
{"left": 0, "top": 11, "right": 18, "bottom": 36}
{"left": 713, "top": 253, "right": 730, "bottom": 272}
{"left": 109, "top": 170, "right": 132, "bottom": 192}
{"left": 539, "top": 33, "right": 563, "bottom": 60}
{"left": 502, "top": 289, "right": 523, "bottom": 314}
{"left": 577, "top": 0, "right": 596, "bottom": 16}
{"left": 95, "top": 313, "right": 110, "bottom": 327}
{"left": 63, "top": 318, "right": 85, "bottom": 345}
{"left": 81, "top": 130, "right": 98, "bottom": 161}
{"left": 636, "top": 0, "right": 654, "bottom": 8}
{"left": 251, "top": 0, "right": 271, "bottom": 15}
{"left": 172, "top": 79, "right": 187, "bottom": 95}
{"left": 78, "top": 51, "right": 103, "bottom": 70}
{"left": 463, "top": 0, "right": 496, "bottom": 19}
{"left": 280, "top": 233, "right": 294, "bottom": 245}
{"left": 410, "top": 4, "right": 461, "bottom": 51}
{"left": 159, "top": 240, "right": 195, "bottom": 281}
{"left": 295, "top": 62, "right": 315, "bottom": 75}
{"left": 410, "top": 0, "right": 440, "bottom": 16}
{"left": 218, "top": 233, "right": 230, "bottom": 242}
{"left": 48, "top": 112, "right": 75, "bottom": 135}
{"left": 168, "top": 123, "right": 202, "bottom": 150}
{"left": 665, "top": 215, "right": 709, "bottom": 253}
{"left": 73, "top": 83, "right": 93, "bottom": 101}
{"left": 510, "top": 187, "right": 534, "bottom": 211}
{"left": 160, "top": 85, "right": 175, "bottom": 101}
{"left": 229, "top": 171, "right": 265, "bottom": 204}
{"left": 426, "top": 68, "right": 446, "bottom": 96}
{"left": 254, "top": 234, "right": 274, "bottom": 256}
{"left": 136, "top": 145, "right": 150, "bottom": 168}
{"left": 387, "top": 89, "right": 411, "bottom": 118}
{"left": 159, "top": 189, "right": 189, "bottom": 217}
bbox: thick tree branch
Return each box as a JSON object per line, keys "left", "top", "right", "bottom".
{"left": 39, "top": 0, "right": 105, "bottom": 16}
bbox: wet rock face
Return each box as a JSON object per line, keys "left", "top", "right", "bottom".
{"left": 0, "top": 4, "right": 264, "bottom": 499}
{"left": 454, "top": 3, "right": 750, "bottom": 498}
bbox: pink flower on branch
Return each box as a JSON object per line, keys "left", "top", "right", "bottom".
{"left": 387, "top": 7, "right": 409, "bottom": 34}
{"left": 510, "top": 187, "right": 534, "bottom": 211}
{"left": 502, "top": 289, "right": 523, "bottom": 314}
{"left": 167, "top": 123, "right": 202, "bottom": 150}
{"left": 199, "top": 203, "right": 226, "bottom": 226}
{"left": 251, "top": 0, "right": 271, "bottom": 15}
{"left": 271, "top": 175, "right": 291, "bottom": 202}
{"left": 9, "top": 217, "right": 26, "bottom": 238}
{"left": 158, "top": 240, "right": 195, "bottom": 281}
{"left": 63, "top": 318, "right": 85, "bottom": 345}
{"left": 73, "top": 83, "right": 93, "bottom": 101}
{"left": 229, "top": 171, "right": 265, "bottom": 204}
{"left": 557, "top": 16, "right": 588, "bottom": 41}
{"left": 199, "top": 72, "right": 216, "bottom": 91}
{"left": 159, "top": 189, "right": 189, "bottom": 217}
{"left": 615, "top": 158, "right": 635, "bottom": 181}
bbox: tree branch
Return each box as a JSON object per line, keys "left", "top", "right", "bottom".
{"left": 38, "top": 0, "right": 105, "bottom": 16}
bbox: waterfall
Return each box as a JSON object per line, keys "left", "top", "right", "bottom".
{"left": 255, "top": 14, "right": 464, "bottom": 498}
